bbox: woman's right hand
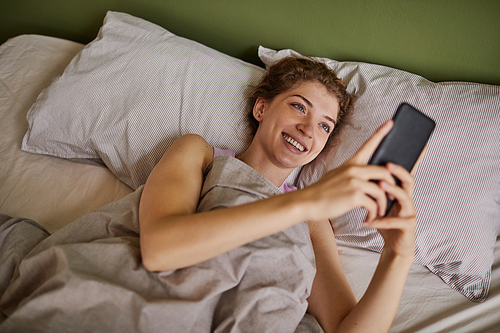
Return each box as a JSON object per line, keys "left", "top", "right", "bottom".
{"left": 305, "top": 120, "right": 421, "bottom": 333}
{"left": 303, "top": 120, "right": 399, "bottom": 222}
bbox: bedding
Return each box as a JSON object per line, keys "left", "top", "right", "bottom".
{"left": 0, "top": 33, "right": 132, "bottom": 233}
{"left": 0, "top": 156, "right": 317, "bottom": 332}
{"left": 0, "top": 11, "right": 499, "bottom": 332}
{"left": 259, "top": 47, "right": 500, "bottom": 302}
{"left": 20, "top": 11, "right": 301, "bottom": 191}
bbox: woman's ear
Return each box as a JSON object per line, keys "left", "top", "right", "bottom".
{"left": 253, "top": 97, "right": 266, "bottom": 122}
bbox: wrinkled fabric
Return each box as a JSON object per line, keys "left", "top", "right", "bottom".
{"left": 0, "top": 156, "right": 316, "bottom": 332}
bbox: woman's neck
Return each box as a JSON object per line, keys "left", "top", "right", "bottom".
{"left": 237, "top": 144, "right": 293, "bottom": 188}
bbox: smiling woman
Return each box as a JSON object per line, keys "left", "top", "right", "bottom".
{"left": 139, "top": 57, "right": 354, "bottom": 270}
{"left": 246, "top": 57, "right": 355, "bottom": 140}
{"left": 1, "top": 6, "right": 498, "bottom": 330}
{"left": 138, "top": 56, "right": 419, "bottom": 332}
{"left": 238, "top": 81, "right": 341, "bottom": 185}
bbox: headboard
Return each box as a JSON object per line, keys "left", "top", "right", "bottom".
{"left": 1, "top": 0, "right": 499, "bottom": 86}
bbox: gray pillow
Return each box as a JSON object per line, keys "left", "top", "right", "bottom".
{"left": 22, "top": 11, "right": 265, "bottom": 189}
{"left": 259, "top": 46, "right": 500, "bottom": 302}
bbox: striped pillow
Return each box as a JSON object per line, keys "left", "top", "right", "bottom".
{"left": 259, "top": 46, "right": 500, "bottom": 302}
{"left": 22, "top": 11, "right": 265, "bottom": 190}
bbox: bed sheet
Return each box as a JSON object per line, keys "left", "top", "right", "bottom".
{"left": 0, "top": 35, "right": 498, "bottom": 332}
{"left": 0, "top": 35, "right": 133, "bottom": 233}
{"left": 338, "top": 239, "right": 500, "bottom": 332}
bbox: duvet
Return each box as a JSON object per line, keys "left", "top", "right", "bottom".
{"left": 0, "top": 156, "right": 319, "bottom": 333}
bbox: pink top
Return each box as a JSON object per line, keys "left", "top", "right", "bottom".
{"left": 213, "top": 147, "right": 297, "bottom": 193}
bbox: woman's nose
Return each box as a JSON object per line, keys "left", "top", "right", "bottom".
{"left": 297, "top": 120, "right": 313, "bottom": 138}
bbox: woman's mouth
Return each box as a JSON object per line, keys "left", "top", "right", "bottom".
{"left": 282, "top": 133, "right": 306, "bottom": 152}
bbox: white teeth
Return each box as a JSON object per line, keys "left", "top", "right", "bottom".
{"left": 283, "top": 134, "right": 305, "bottom": 152}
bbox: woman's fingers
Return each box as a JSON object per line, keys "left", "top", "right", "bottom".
{"left": 315, "top": 119, "right": 421, "bottom": 223}
{"left": 363, "top": 215, "right": 415, "bottom": 231}
{"left": 346, "top": 165, "right": 396, "bottom": 186}
{"left": 357, "top": 179, "right": 390, "bottom": 218}
{"left": 386, "top": 163, "right": 414, "bottom": 196}
{"left": 351, "top": 120, "right": 393, "bottom": 164}
{"left": 379, "top": 180, "right": 415, "bottom": 217}
{"left": 320, "top": 164, "right": 402, "bottom": 220}
{"left": 361, "top": 195, "right": 379, "bottom": 223}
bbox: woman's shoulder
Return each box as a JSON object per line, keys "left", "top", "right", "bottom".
{"left": 174, "top": 133, "right": 211, "bottom": 148}
{"left": 161, "top": 134, "right": 214, "bottom": 170}
{"left": 175, "top": 134, "right": 237, "bottom": 161}
{"left": 173, "top": 134, "right": 212, "bottom": 152}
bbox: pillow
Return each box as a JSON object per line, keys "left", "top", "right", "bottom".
{"left": 22, "top": 11, "right": 294, "bottom": 190}
{"left": 259, "top": 46, "right": 500, "bottom": 302}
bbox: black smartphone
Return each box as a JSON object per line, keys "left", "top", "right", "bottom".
{"left": 368, "top": 103, "right": 436, "bottom": 215}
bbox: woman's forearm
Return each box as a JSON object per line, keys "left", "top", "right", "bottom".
{"left": 139, "top": 134, "right": 318, "bottom": 272}
{"left": 140, "top": 189, "right": 309, "bottom": 271}
{"left": 336, "top": 249, "right": 413, "bottom": 333}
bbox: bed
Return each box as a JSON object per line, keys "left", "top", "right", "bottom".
{"left": 0, "top": 11, "right": 499, "bottom": 332}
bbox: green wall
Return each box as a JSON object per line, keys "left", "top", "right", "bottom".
{"left": 1, "top": 0, "right": 499, "bottom": 85}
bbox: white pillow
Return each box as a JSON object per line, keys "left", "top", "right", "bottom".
{"left": 259, "top": 46, "right": 500, "bottom": 302}
{"left": 22, "top": 11, "right": 266, "bottom": 190}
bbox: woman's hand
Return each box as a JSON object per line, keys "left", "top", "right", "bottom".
{"left": 305, "top": 119, "right": 417, "bottom": 258}
{"left": 307, "top": 121, "right": 421, "bottom": 333}
{"left": 304, "top": 120, "right": 397, "bottom": 222}
{"left": 363, "top": 143, "right": 426, "bottom": 259}
{"left": 364, "top": 162, "right": 417, "bottom": 259}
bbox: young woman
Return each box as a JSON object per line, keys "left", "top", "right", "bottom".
{"left": 139, "top": 57, "right": 417, "bottom": 332}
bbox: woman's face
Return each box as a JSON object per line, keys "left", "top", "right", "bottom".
{"left": 253, "top": 80, "right": 340, "bottom": 170}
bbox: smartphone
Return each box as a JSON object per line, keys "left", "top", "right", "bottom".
{"left": 368, "top": 102, "right": 436, "bottom": 215}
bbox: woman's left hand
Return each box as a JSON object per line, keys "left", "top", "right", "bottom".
{"left": 363, "top": 162, "right": 417, "bottom": 259}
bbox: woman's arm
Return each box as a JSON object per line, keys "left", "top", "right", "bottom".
{"left": 140, "top": 122, "right": 397, "bottom": 272}
{"left": 306, "top": 218, "right": 357, "bottom": 329}
{"left": 307, "top": 160, "right": 417, "bottom": 332}
{"left": 139, "top": 134, "right": 323, "bottom": 271}
{"left": 308, "top": 218, "right": 413, "bottom": 333}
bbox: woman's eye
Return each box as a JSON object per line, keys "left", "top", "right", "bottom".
{"left": 320, "top": 123, "right": 331, "bottom": 133}
{"left": 292, "top": 103, "right": 305, "bottom": 112}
